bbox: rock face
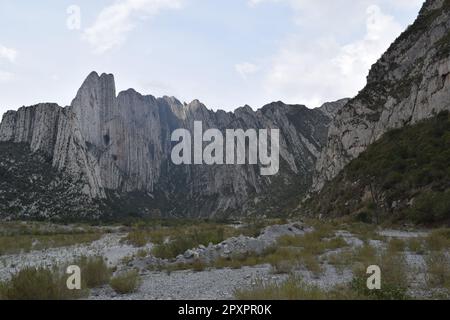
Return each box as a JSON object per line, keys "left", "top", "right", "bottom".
{"left": 4, "top": 0, "right": 446, "bottom": 220}
{"left": 314, "top": 0, "right": 450, "bottom": 190}
{"left": 0, "top": 73, "right": 343, "bottom": 219}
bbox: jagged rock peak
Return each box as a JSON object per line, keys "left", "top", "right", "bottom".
{"left": 186, "top": 99, "right": 208, "bottom": 112}
{"left": 74, "top": 71, "right": 116, "bottom": 100}
{"left": 0, "top": 69, "right": 349, "bottom": 219}
{"left": 234, "top": 105, "right": 254, "bottom": 114}
{"left": 159, "top": 96, "right": 183, "bottom": 106}
{"left": 316, "top": 98, "right": 350, "bottom": 119}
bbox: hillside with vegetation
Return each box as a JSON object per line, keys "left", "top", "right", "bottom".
{"left": 303, "top": 111, "right": 450, "bottom": 225}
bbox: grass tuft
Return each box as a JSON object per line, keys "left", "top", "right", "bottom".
{"left": 76, "top": 256, "right": 112, "bottom": 288}
{"left": 426, "top": 251, "right": 450, "bottom": 289}
{"left": 0, "top": 266, "right": 87, "bottom": 300}
{"left": 110, "top": 270, "right": 141, "bottom": 294}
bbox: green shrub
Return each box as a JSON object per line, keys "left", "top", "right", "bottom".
{"left": 356, "top": 211, "right": 373, "bottom": 224}
{"left": 409, "top": 191, "right": 450, "bottom": 224}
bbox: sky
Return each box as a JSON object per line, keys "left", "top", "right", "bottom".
{"left": 0, "top": 0, "right": 425, "bottom": 116}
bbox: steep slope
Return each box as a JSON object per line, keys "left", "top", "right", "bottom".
{"left": 0, "top": 142, "right": 103, "bottom": 220}
{"left": 303, "top": 111, "right": 450, "bottom": 225}
{"left": 0, "top": 73, "right": 344, "bottom": 219}
{"left": 0, "top": 103, "right": 104, "bottom": 199}
{"left": 314, "top": 0, "right": 450, "bottom": 190}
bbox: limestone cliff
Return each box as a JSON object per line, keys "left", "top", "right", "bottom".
{"left": 314, "top": 0, "right": 450, "bottom": 190}
{"left": 0, "top": 73, "right": 341, "bottom": 219}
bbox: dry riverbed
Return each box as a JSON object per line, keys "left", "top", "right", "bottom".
{"left": 0, "top": 220, "right": 449, "bottom": 300}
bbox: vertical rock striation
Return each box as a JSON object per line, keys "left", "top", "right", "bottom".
{"left": 0, "top": 72, "right": 340, "bottom": 219}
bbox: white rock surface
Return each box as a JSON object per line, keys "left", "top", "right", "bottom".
{"left": 314, "top": 0, "right": 450, "bottom": 190}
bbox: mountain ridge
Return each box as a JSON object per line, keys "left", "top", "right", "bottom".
{"left": 313, "top": 0, "right": 450, "bottom": 191}
{"left": 1, "top": 0, "right": 449, "bottom": 221}
{"left": 0, "top": 72, "right": 345, "bottom": 219}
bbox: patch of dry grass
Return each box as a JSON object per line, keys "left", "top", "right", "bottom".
{"left": 210, "top": 226, "right": 347, "bottom": 276}
{"left": 426, "top": 251, "right": 450, "bottom": 289}
{"left": 234, "top": 275, "right": 369, "bottom": 300}
{"left": 0, "top": 232, "right": 102, "bottom": 256}
{"left": 236, "top": 247, "right": 411, "bottom": 302}
{"left": 76, "top": 256, "right": 112, "bottom": 288}
{"left": 387, "top": 238, "right": 406, "bottom": 253}
{"left": 327, "top": 249, "right": 353, "bottom": 274}
{"left": 407, "top": 238, "right": 425, "bottom": 254}
{"left": 235, "top": 276, "right": 331, "bottom": 300}
{"left": 0, "top": 221, "right": 105, "bottom": 256}
{"left": 426, "top": 229, "right": 450, "bottom": 251}
{"left": 110, "top": 270, "right": 140, "bottom": 294}
{"left": 0, "top": 266, "right": 87, "bottom": 300}
{"left": 122, "top": 220, "right": 272, "bottom": 249}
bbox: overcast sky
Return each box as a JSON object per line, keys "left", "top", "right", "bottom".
{"left": 0, "top": 0, "right": 425, "bottom": 116}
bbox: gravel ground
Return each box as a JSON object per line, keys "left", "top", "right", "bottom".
{"left": 0, "top": 224, "right": 446, "bottom": 300}
{"left": 378, "top": 230, "right": 429, "bottom": 238}
{"left": 90, "top": 265, "right": 286, "bottom": 300}
{"left": 0, "top": 233, "right": 151, "bottom": 281}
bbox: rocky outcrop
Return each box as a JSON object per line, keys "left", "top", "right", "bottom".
{"left": 132, "top": 223, "right": 308, "bottom": 268}
{"left": 0, "top": 73, "right": 340, "bottom": 219}
{"left": 317, "top": 99, "right": 350, "bottom": 119}
{"left": 314, "top": 0, "right": 450, "bottom": 190}
{"left": 2, "top": 1, "right": 446, "bottom": 220}
{"left": 0, "top": 103, "right": 104, "bottom": 200}
{"left": 0, "top": 103, "right": 61, "bottom": 157}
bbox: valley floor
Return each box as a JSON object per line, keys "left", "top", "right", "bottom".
{"left": 0, "top": 219, "right": 448, "bottom": 300}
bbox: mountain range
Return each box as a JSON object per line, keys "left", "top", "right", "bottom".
{"left": 0, "top": 0, "right": 449, "bottom": 221}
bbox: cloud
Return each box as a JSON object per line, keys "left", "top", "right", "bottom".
{"left": 334, "top": 5, "right": 403, "bottom": 78}
{"left": 235, "top": 62, "right": 260, "bottom": 80}
{"left": 258, "top": 3, "right": 406, "bottom": 107}
{"left": 0, "top": 70, "right": 13, "bottom": 83}
{"left": 83, "top": 0, "right": 185, "bottom": 54}
{"left": 0, "top": 45, "right": 18, "bottom": 63}
{"left": 0, "top": 45, "right": 17, "bottom": 83}
{"left": 249, "top": 0, "right": 425, "bottom": 9}
{"left": 390, "top": 0, "right": 425, "bottom": 9}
